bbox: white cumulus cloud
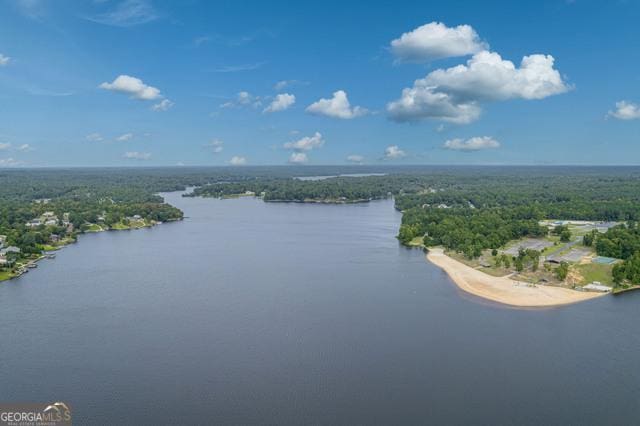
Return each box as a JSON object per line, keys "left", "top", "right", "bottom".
{"left": 384, "top": 145, "right": 406, "bottom": 159}
{"left": 264, "top": 93, "right": 295, "bottom": 113}
{"left": 100, "top": 75, "right": 162, "bottom": 100}
{"left": 123, "top": 151, "right": 151, "bottom": 160}
{"left": 346, "top": 154, "right": 364, "bottom": 163}
{"left": 283, "top": 132, "right": 324, "bottom": 151}
{"left": 391, "top": 22, "right": 487, "bottom": 62}
{"left": 607, "top": 101, "right": 640, "bottom": 120}
{"left": 443, "top": 136, "right": 500, "bottom": 151}
{"left": 422, "top": 51, "right": 569, "bottom": 101}
{"left": 388, "top": 50, "right": 569, "bottom": 124}
{"left": 306, "top": 90, "right": 368, "bottom": 119}
{"left": 288, "top": 152, "right": 308, "bottom": 164}
{"left": 388, "top": 88, "right": 481, "bottom": 124}
{"left": 0, "top": 143, "right": 11, "bottom": 150}
{"left": 17, "top": 144, "right": 34, "bottom": 152}
{"left": 229, "top": 156, "right": 247, "bottom": 166}
{"left": 0, "top": 53, "right": 10, "bottom": 66}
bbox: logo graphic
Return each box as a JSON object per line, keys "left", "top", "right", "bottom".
{"left": 0, "top": 402, "right": 72, "bottom": 426}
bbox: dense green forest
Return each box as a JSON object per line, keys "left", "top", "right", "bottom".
{"left": 3, "top": 166, "right": 640, "bottom": 287}
{"left": 593, "top": 224, "right": 640, "bottom": 285}
{"left": 0, "top": 166, "right": 412, "bottom": 269}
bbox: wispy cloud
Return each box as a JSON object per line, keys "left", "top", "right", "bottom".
{"left": 210, "top": 62, "right": 266, "bottom": 73}
{"left": 86, "top": 133, "right": 104, "bottom": 142}
{"left": 151, "top": 99, "right": 173, "bottom": 111}
{"left": 193, "top": 29, "right": 275, "bottom": 48}
{"left": 123, "top": 151, "right": 151, "bottom": 160}
{"left": 116, "top": 133, "right": 134, "bottom": 142}
{"left": 0, "top": 54, "right": 11, "bottom": 66}
{"left": 85, "top": 0, "right": 159, "bottom": 27}
{"left": 220, "top": 91, "right": 262, "bottom": 109}
{"left": 274, "top": 80, "right": 308, "bottom": 91}
{"left": 204, "top": 139, "right": 224, "bottom": 153}
{"left": 25, "top": 86, "right": 74, "bottom": 97}
{"left": 193, "top": 35, "right": 212, "bottom": 46}
{"left": 0, "top": 158, "right": 23, "bottom": 167}
{"left": 13, "top": 0, "right": 47, "bottom": 20}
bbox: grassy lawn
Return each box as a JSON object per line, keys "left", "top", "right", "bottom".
{"left": 573, "top": 263, "right": 614, "bottom": 286}
{"left": 38, "top": 244, "right": 58, "bottom": 251}
{"left": 83, "top": 223, "right": 103, "bottom": 232}
{"left": 0, "top": 270, "right": 15, "bottom": 281}
{"left": 130, "top": 220, "right": 149, "bottom": 229}
{"left": 110, "top": 222, "right": 131, "bottom": 230}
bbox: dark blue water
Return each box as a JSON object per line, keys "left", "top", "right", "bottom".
{"left": 1, "top": 193, "right": 639, "bottom": 425}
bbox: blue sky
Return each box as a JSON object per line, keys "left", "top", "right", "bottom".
{"left": 0, "top": 0, "right": 639, "bottom": 167}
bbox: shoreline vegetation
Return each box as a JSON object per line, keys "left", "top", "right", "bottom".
{"left": 0, "top": 218, "right": 181, "bottom": 282}
{"left": 3, "top": 167, "right": 640, "bottom": 305}
{"left": 426, "top": 248, "right": 604, "bottom": 307}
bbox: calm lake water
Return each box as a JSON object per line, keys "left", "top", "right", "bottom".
{"left": 1, "top": 192, "right": 639, "bottom": 425}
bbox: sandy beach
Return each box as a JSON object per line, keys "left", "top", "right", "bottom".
{"left": 426, "top": 248, "right": 605, "bottom": 307}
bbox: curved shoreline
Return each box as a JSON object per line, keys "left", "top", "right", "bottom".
{"left": 426, "top": 248, "right": 605, "bottom": 308}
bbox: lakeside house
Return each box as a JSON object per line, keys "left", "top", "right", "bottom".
{"left": 26, "top": 218, "right": 43, "bottom": 227}
{"left": 26, "top": 212, "right": 62, "bottom": 228}
{"left": 0, "top": 246, "right": 21, "bottom": 255}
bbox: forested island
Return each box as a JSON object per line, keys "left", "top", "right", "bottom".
{"left": 2, "top": 166, "right": 640, "bottom": 298}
